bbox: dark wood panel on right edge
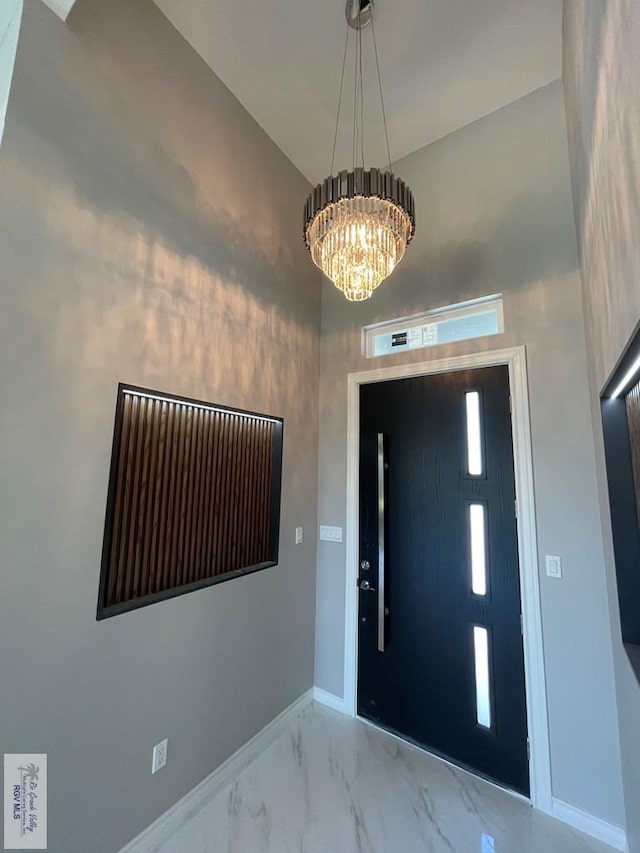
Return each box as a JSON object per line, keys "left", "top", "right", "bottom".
{"left": 601, "top": 325, "right": 640, "bottom": 668}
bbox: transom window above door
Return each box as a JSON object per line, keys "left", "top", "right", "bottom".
{"left": 362, "top": 295, "right": 504, "bottom": 359}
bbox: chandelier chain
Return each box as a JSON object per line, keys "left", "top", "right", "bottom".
{"left": 370, "top": 8, "right": 393, "bottom": 171}
{"left": 330, "top": 25, "right": 350, "bottom": 176}
{"left": 359, "top": 20, "right": 365, "bottom": 169}
{"left": 352, "top": 12, "right": 358, "bottom": 170}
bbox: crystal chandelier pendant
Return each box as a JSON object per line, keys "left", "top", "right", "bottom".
{"left": 303, "top": 0, "right": 416, "bottom": 301}
{"left": 305, "top": 169, "right": 415, "bottom": 301}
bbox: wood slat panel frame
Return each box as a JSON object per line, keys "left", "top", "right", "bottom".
{"left": 97, "top": 384, "right": 283, "bottom": 620}
{"left": 600, "top": 320, "right": 640, "bottom": 655}
{"left": 626, "top": 380, "right": 640, "bottom": 528}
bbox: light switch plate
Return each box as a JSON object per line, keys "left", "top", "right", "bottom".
{"left": 320, "top": 525, "right": 343, "bottom": 543}
{"left": 545, "top": 555, "right": 562, "bottom": 579}
{"left": 295, "top": 527, "right": 303, "bottom": 544}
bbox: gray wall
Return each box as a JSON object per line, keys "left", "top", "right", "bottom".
{"left": 0, "top": 2, "right": 320, "bottom": 852}
{"left": 314, "top": 80, "right": 626, "bottom": 827}
{"left": 564, "top": 2, "right": 640, "bottom": 849}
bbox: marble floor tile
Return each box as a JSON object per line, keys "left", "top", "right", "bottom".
{"left": 157, "top": 702, "right": 615, "bottom": 853}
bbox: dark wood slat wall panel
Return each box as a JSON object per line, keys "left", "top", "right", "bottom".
{"left": 108, "top": 393, "right": 131, "bottom": 606}
{"left": 209, "top": 413, "right": 222, "bottom": 568}
{"left": 191, "top": 407, "right": 205, "bottom": 584}
{"left": 626, "top": 379, "right": 640, "bottom": 527}
{"left": 99, "top": 387, "right": 282, "bottom": 617}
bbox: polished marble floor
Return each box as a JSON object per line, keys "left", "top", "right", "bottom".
{"left": 156, "top": 702, "right": 614, "bottom": 853}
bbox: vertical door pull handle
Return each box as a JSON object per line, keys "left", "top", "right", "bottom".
{"left": 377, "top": 433, "right": 386, "bottom": 652}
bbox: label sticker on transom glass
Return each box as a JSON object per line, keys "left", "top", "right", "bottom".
{"left": 469, "top": 504, "right": 487, "bottom": 596}
{"left": 465, "top": 391, "right": 483, "bottom": 475}
{"left": 473, "top": 627, "right": 491, "bottom": 729}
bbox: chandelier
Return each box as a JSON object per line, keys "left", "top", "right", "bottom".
{"left": 303, "top": 0, "right": 415, "bottom": 302}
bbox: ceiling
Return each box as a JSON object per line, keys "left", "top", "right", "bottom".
{"left": 153, "top": 0, "right": 562, "bottom": 185}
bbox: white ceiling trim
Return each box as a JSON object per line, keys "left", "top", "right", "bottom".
{"left": 0, "top": 0, "right": 22, "bottom": 145}
{"left": 41, "top": 0, "right": 76, "bottom": 23}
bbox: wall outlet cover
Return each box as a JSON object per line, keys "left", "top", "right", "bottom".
{"left": 152, "top": 738, "right": 168, "bottom": 774}
{"left": 545, "top": 555, "right": 562, "bottom": 579}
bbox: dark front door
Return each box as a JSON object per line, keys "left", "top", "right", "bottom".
{"left": 357, "top": 366, "right": 529, "bottom": 795}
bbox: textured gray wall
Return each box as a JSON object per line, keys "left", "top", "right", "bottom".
{"left": 0, "top": 2, "right": 320, "bottom": 851}
{"left": 314, "top": 80, "right": 626, "bottom": 827}
{"left": 564, "top": 2, "right": 640, "bottom": 849}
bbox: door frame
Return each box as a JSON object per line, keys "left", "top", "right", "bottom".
{"left": 343, "top": 345, "right": 552, "bottom": 811}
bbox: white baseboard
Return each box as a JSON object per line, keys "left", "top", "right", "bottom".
{"left": 119, "top": 689, "right": 314, "bottom": 853}
{"left": 552, "top": 797, "right": 627, "bottom": 851}
{"left": 313, "top": 686, "right": 349, "bottom": 714}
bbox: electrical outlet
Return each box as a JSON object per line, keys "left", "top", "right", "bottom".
{"left": 545, "top": 555, "right": 562, "bottom": 579}
{"left": 295, "top": 526, "right": 303, "bottom": 544}
{"left": 152, "top": 738, "right": 168, "bottom": 774}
